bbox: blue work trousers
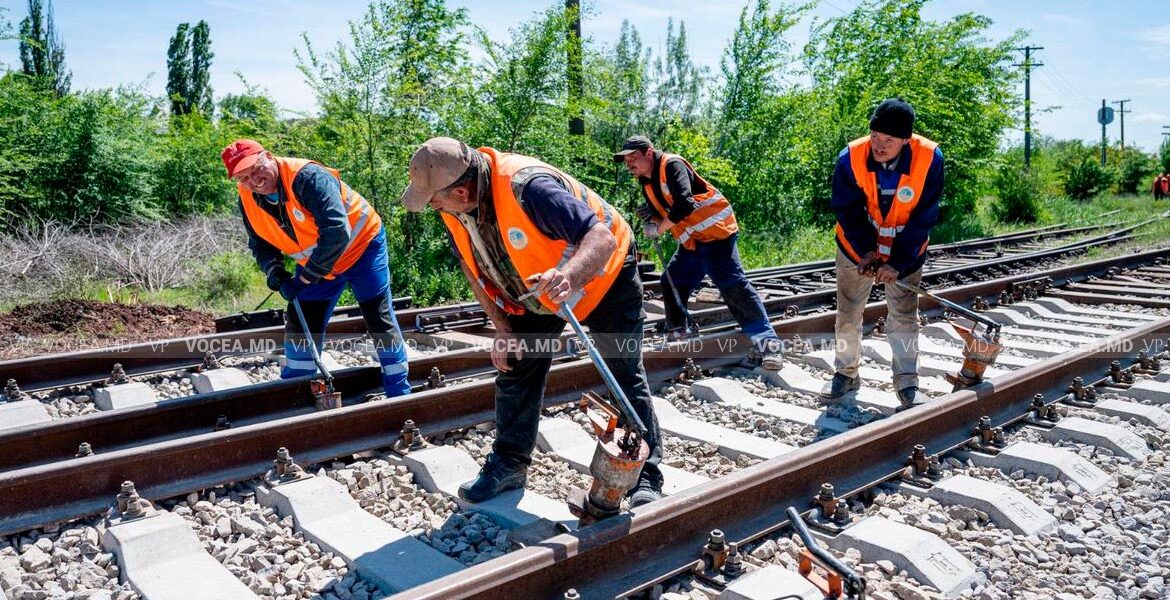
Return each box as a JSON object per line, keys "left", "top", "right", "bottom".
{"left": 282, "top": 230, "right": 411, "bottom": 397}
{"left": 662, "top": 233, "right": 780, "bottom": 352}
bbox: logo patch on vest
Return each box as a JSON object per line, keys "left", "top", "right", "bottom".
{"left": 896, "top": 186, "right": 915, "bottom": 203}
{"left": 507, "top": 227, "right": 528, "bottom": 250}
{"left": 291, "top": 208, "right": 306, "bottom": 222}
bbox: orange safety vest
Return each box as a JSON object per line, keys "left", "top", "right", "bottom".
{"left": 239, "top": 157, "right": 382, "bottom": 279}
{"left": 644, "top": 153, "right": 738, "bottom": 250}
{"left": 440, "top": 148, "right": 632, "bottom": 320}
{"left": 835, "top": 134, "right": 938, "bottom": 262}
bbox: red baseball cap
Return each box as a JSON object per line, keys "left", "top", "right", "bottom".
{"left": 221, "top": 139, "right": 265, "bottom": 179}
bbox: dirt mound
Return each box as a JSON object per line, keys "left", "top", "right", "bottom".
{"left": 0, "top": 299, "right": 215, "bottom": 351}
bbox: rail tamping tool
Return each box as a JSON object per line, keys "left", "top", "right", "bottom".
{"left": 291, "top": 298, "right": 343, "bottom": 411}
{"left": 551, "top": 297, "right": 650, "bottom": 526}
{"left": 787, "top": 507, "right": 866, "bottom": 599}
{"left": 648, "top": 237, "right": 699, "bottom": 337}
{"left": 892, "top": 280, "right": 1003, "bottom": 390}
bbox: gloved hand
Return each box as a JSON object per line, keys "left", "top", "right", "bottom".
{"left": 266, "top": 268, "right": 292, "bottom": 292}
{"left": 635, "top": 204, "right": 656, "bottom": 222}
{"left": 279, "top": 276, "right": 309, "bottom": 302}
{"left": 642, "top": 221, "right": 662, "bottom": 240}
{"left": 856, "top": 251, "right": 883, "bottom": 277}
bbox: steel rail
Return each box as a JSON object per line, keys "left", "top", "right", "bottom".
{"left": 0, "top": 223, "right": 1142, "bottom": 392}
{"left": 1, "top": 246, "right": 1168, "bottom": 536}
{"left": 395, "top": 307, "right": 1170, "bottom": 600}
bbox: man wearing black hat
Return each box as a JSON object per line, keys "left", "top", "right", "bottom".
{"left": 616, "top": 135, "right": 784, "bottom": 369}
{"left": 822, "top": 97, "right": 944, "bottom": 409}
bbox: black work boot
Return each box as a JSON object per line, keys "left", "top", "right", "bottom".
{"left": 627, "top": 477, "right": 664, "bottom": 508}
{"left": 819, "top": 372, "right": 860, "bottom": 401}
{"left": 458, "top": 455, "right": 528, "bottom": 503}
{"left": 896, "top": 386, "right": 929, "bottom": 410}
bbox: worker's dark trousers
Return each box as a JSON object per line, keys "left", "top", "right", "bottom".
{"left": 661, "top": 233, "right": 780, "bottom": 353}
{"left": 492, "top": 254, "right": 663, "bottom": 490}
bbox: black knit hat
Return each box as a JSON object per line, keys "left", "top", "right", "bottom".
{"left": 869, "top": 97, "right": 915, "bottom": 139}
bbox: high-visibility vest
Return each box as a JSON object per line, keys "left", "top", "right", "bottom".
{"left": 835, "top": 134, "right": 938, "bottom": 262}
{"left": 440, "top": 147, "right": 632, "bottom": 320}
{"left": 239, "top": 157, "right": 382, "bottom": 279}
{"left": 643, "top": 153, "right": 737, "bottom": 250}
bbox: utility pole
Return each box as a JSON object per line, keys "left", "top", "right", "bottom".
{"left": 1014, "top": 46, "right": 1043, "bottom": 169}
{"left": 566, "top": 0, "right": 584, "bottom": 136}
{"left": 1111, "top": 99, "right": 1131, "bottom": 151}
{"left": 1100, "top": 99, "right": 1107, "bottom": 166}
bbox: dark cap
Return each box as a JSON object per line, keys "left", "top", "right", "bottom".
{"left": 612, "top": 135, "right": 652, "bottom": 162}
{"left": 869, "top": 97, "right": 915, "bottom": 139}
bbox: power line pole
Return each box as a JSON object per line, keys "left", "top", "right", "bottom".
{"left": 1111, "top": 99, "right": 1132, "bottom": 151}
{"left": 566, "top": 0, "right": 584, "bottom": 136}
{"left": 1014, "top": 46, "right": 1043, "bottom": 169}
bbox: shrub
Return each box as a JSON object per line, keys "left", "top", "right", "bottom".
{"left": 991, "top": 166, "right": 1042, "bottom": 223}
{"left": 198, "top": 251, "right": 257, "bottom": 304}
{"left": 1063, "top": 157, "right": 1114, "bottom": 200}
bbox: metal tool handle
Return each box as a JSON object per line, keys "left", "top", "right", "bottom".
{"left": 786, "top": 506, "right": 866, "bottom": 597}
{"left": 559, "top": 303, "right": 649, "bottom": 439}
{"left": 291, "top": 298, "right": 334, "bottom": 384}
{"left": 651, "top": 238, "right": 699, "bottom": 333}
{"left": 894, "top": 280, "right": 1001, "bottom": 331}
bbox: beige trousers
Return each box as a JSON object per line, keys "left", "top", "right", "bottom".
{"left": 833, "top": 249, "right": 922, "bottom": 390}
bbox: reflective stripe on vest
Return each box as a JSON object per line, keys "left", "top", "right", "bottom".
{"left": 441, "top": 148, "right": 632, "bottom": 320}
{"left": 835, "top": 135, "right": 938, "bottom": 261}
{"left": 643, "top": 154, "right": 738, "bottom": 249}
{"left": 239, "top": 157, "right": 382, "bottom": 279}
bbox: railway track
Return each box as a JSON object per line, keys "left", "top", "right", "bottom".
{"left": 0, "top": 218, "right": 1144, "bottom": 397}
{"left": 2, "top": 243, "right": 1170, "bottom": 599}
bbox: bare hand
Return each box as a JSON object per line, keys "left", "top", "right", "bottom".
{"left": 856, "top": 251, "right": 883, "bottom": 277}
{"left": 491, "top": 330, "right": 522, "bottom": 372}
{"left": 526, "top": 269, "right": 573, "bottom": 304}
{"left": 642, "top": 220, "right": 661, "bottom": 240}
{"left": 874, "top": 264, "right": 899, "bottom": 284}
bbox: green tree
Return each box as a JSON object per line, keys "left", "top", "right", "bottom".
{"left": 18, "top": 0, "right": 70, "bottom": 96}
{"left": 1113, "top": 147, "right": 1154, "bottom": 195}
{"left": 652, "top": 19, "right": 704, "bottom": 128}
{"left": 801, "top": 0, "right": 1021, "bottom": 240}
{"left": 1159, "top": 137, "right": 1170, "bottom": 174}
{"left": 190, "top": 21, "right": 214, "bottom": 115}
{"left": 166, "top": 23, "right": 191, "bottom": 115}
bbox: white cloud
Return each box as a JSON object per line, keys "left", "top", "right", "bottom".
{"left": 1137, "top": 23, "right": 1170, "bottom": 45}
{"left": 1133, "top": 112, "right": 1170, "bottom": 123}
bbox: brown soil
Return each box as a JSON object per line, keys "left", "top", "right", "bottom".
{"left": 0, "top": 299, "right": 216, "bottom": 359}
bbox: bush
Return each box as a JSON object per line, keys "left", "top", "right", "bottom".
{"left": 991, "top": 166, "right": 1042, "bottom": 223}
{"left": 1063, "top": 157, "right": 1114, "bottom": 200}
{"left": 1116, "top": 151, "right": 1155, "bottom": 195}
{"left": 197, "top": 251, "right": 257, "bottom": 304}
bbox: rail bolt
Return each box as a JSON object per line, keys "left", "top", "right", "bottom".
{"left": 833, "top": 499, "right": 851, "bottom": 526}
{"left": 76, "top": 442, "right": 93, "bottom": 457}
{"left": 427, "top": 367, "right": 447, "bottom": 389}
{"left": 202, "top": 352, "right": 221, "bottom": 371}
{"left": 3, "top": 378, "right": 26, "bottom": 401}
{"left": 723, "top": 542, "right": 745, "bottom": 578}
{"left": 116, "top": 481, "right": 137, "bottom": 513}
{"left": 564, "top": 590, "right": 581, "bottom": 600}
{"left": 214, "top": 415, "right": 232, "bottom": 431}
{"left": 108, "top": 363, "right": 130, "bottom": 385}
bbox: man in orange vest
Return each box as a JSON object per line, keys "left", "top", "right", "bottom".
{"left": 824, "top": 98, "right": 944, "bottom": 409}
{"left": 400, "top": 137, "right": 664, "bottom": 506}
{"left": 616, "top": 135, "right": 783, "bottom": 370}
{"left": 222, "top": 139, "right": 410, "bottom": 398}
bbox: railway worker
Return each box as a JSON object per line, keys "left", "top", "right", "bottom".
{"left": 221, "top": 139, "right": 411, "bottom": 398}
{"left": 615, "top": 135, "right": 784, "bottom": 370}
{"left": 1155, "top": 173, "right": 1168, "bottom": 201}
{"left": 822, "top": 98, "right": 944, "bottom": 410}
{"left": 399, "top": 137, "right": 664, "bottom": 507}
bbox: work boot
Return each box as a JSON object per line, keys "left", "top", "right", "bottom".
{"left": 759, "top": 338, "right": 784, "bottom": 371}
{"left": 820, "top": 372, "right": 860, "bottom": 401}
{"left": 458, "top": 455, "right": 527, "bottom": 503}
{"left": 627, "top": 477, "right": 664, "bottom": 508}
{"left": 896, "top": 386, "right": 929, "bottom": 410}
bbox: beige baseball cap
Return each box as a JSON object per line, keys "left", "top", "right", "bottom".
{"left": 399, "top": 137, "right": 474, "bottom": 212}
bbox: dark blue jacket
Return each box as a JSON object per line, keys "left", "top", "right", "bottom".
{"left": 830, "top": 142, "right": 944, "bottom": 276}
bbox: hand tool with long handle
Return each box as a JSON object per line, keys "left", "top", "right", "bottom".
{"left": 553, "top": 296, "right": 651, "bottom": 525}
{"left": 291, "top": 298, "right": 342, "bottom": 410}
{"left": 650, "top": 237, "right": 699, "bottom": 335}
{"left": 893, "top": 279, "right": 1004, "bottom": 389}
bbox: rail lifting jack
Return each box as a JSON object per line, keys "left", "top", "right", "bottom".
{"left": 893, "top": 280, "right": 1004, "bottom": 390}
{"left": 787, "top": 507, "right": 866, "bottom": 599}
{"left": 291, "top": 298, "right": 343, "bottom": 411}
{"left": 558, "top": 301, "right": 651, "bottom": 526}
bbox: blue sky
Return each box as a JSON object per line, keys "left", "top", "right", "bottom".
{"left": 2, "top": 0, "right": 1169, "bottom": 151}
